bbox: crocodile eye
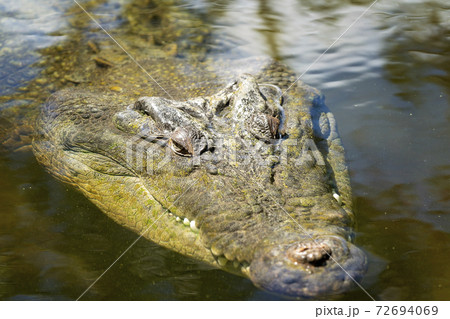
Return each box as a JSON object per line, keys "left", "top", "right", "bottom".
{"left": 248, "top": 113, "right": 280, "bottom": 141}
{"left": 169, "top": 127, "right": 193, "bottom": 157}
{"left": 266, "top": 114, "right": 280, "bottom": 139}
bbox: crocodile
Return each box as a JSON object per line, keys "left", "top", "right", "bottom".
{"left": 32, "top": 56, "right": 367, "bottom": 299}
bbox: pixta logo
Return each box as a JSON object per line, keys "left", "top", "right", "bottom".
{"left": 125, "top": 134, "right": 172, "bottom": 174}
{"left": 125, "top": 133, "right": 325, "bottom": 172}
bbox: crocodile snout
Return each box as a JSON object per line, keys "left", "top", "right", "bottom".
{"left": 248, "top": 236, "right": 367, "bottom": 298}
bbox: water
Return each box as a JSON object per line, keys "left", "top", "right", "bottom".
{"left": 0, "top": 0, "right": 449, "bottom": 300}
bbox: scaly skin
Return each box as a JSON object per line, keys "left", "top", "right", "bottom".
{"left": 32, "top": 57, "right": 367, "bottom": 298}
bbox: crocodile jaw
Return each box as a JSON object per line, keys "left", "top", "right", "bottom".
{"left": 162, "top": 206, "right": 367, "bottom": 298}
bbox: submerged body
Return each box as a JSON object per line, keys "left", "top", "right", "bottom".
{"left": 33, "top": 56, "right": 367, "bottom": 298}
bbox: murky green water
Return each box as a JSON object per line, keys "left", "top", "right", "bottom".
{"left": 0, "top": 0, "right": 449, "bottom": 300}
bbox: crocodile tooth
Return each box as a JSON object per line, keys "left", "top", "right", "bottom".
{"left": 190, "top": 220, "right": 199, "bottom": 232}
{"left": 233, "top": 260, "right": 240, "bottom": 268}
{"left": 210, "top": 245, "right": 222, "bottom": 257}
{"left": 183, "top": 218, "right": 190, "bottom": 226}
{"left": 224, "top": 251, "right": 234, "bottom": 261}
{"left": 241, "top": 265, "right": 250, "bottom": 276}
{"left": 175, "top": 216, "right": 181, "bottom": 222}
{"left": 217, "top": 256, "right": 228, "bottom": 266}
{"left": 333, "top": 192, "right": 342, "bottom": 205}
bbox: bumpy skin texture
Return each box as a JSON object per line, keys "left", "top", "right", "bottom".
{"left": 33, "top": 57, "right": 367, "bottom": 298}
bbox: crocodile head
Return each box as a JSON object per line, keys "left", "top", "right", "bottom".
{"left": 33, "top": 66, "right": 367, "bottom": 298}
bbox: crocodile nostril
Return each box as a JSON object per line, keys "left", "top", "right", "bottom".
{"left": 287, "top": 242, "right": 331, "bottom": 266}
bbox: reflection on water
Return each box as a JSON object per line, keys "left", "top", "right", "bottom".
{"left": 0, "top": 0, "right": 449, "bottom": 300}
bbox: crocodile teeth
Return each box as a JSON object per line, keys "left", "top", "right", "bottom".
{"left": 333, "top": 192, "right": 342, "bottom": 205}
{"left": 190, "top": 220, "right": 199, "bottom": 232}
{"left": 210, "top": 245, "right": 221, "bottom": 257}
{"left": 217, "top": 256, "right": 228, "bottom": 266}
{"left": 183, "top": 218, "right": 190, "bottom": 226}
{"left": 241, "top": 265, "right": 250, "bottom": 276}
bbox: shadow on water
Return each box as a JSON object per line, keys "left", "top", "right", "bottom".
{"left": 0, "top": 0, "right": 449, "bottom": 300}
